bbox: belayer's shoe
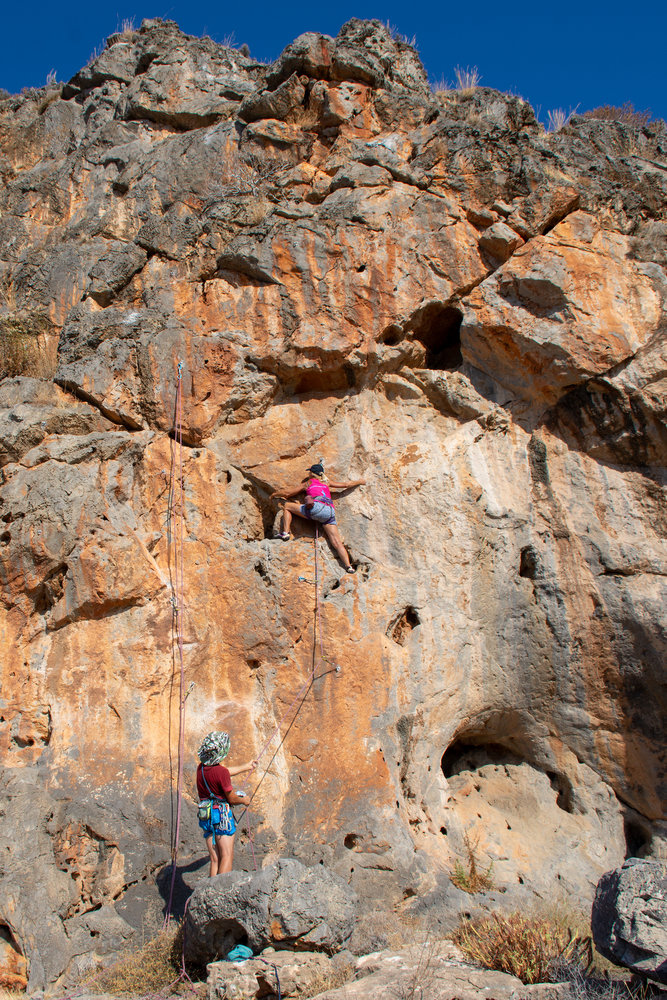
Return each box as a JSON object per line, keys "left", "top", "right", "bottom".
{"left": 346, "top": 566, "right": 356, "bottom": 574}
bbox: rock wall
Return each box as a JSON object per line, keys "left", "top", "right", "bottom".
{"left": 0, "top": 17, "right": 665, "bottom": 989}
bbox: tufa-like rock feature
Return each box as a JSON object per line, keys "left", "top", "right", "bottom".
{"left": 591, "top": 858, "right": 667, "bottom": 984}
{"left": 185, "top": 859, "right": 358, "bottom": 964}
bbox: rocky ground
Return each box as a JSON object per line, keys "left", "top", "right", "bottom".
{"left": 0, "top": 16, "right": 665, "bottom": 991}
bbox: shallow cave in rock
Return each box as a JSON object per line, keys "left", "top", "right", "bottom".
{"left": 442, "top": 739, "right": 574, "bottom": 814}
{"left": 441, "top": 739, "right": 523, "bottom": 779}
{"left": 410, "top": 304, "right": 463, "bottom": 370}
{"left": 292, "top": 364, "right": 356, "bottom": 395}
{"left": 624, "top": 815, "right": 653, "bottom": 858}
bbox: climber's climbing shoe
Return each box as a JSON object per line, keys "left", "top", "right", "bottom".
{"left": 278, "top": 532, "right": 291, "bottom": 541}
{"left": 346, "top": 566, "right": 356, "bottom": 574}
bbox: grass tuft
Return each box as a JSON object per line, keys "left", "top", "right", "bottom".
{"left": 304, "top": 958, "right": 354, "bottom": 998}
{"left": 546, "top": 105, "right": 579, "bottom": 132}
{"left": 449, "top": 830, "right": 494, "bottom": 894}
{"left": 454, "top": 65, "right": 481, "bottom": 91}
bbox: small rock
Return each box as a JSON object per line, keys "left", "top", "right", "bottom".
{"left": 492, "top": 200, "right": 514, "bottom": 216}
{"left": 466, "top": 206, "right": 498, "bottom": 229}
{"left": 238, "top": 73, "right": 306, "bottom": 123}
{"left": 478, "top": 222, "right": 524, "bottom": 261}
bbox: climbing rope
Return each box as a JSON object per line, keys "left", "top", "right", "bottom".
{"left": 162, "top": 381, "right": 336, "bottom": 885}
{"left": 236, "top": 521, "right": 338, "bottom": 854}
{"left": 165, "top": 362, "right": 187, "bottom": 927}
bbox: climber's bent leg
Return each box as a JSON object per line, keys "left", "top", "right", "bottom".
{"left": 282, "top": 501, "right": 306, "bottom": 534}
{"left": 322, "top": 523, "right": 352, "bottom": 570}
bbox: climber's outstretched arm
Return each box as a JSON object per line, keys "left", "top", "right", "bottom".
{"left": 328, "top": 479, "right": 366, "bottom": 490}
{"left": 270, "top": 484, "right": 304, "bottom": 499}
{"left": 227, "top": 760, "right": 257, "bottom": 776}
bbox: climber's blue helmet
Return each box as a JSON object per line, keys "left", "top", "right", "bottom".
{"left": 307, "top": 463, "right": 324, "bottom": 476}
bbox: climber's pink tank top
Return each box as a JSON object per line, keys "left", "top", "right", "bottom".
{"left": 306, "top": 478, "right": 333, "bottom": 503}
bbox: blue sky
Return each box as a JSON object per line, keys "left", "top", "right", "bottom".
{"left": 2, "top": 0, "right": 666, "bottom": 124}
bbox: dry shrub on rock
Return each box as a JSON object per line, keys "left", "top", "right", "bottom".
{"left": 303, "top": 956, "right": 355, "bottom": 998}
{"left": 0, "top": 281, "right": 57, "bottom": 380}
{"left": 581, "top": 103, "right": 652, "bottom": 126}
{"left": 452, "top": 911, "right": 579, "bottom": 984}
{"left": 86, "top": 925, "right": 188, "bottom": 995}
{"left": 449, "top": 830, "right": 494, "bottom": 894}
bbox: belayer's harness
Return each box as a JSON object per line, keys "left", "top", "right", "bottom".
{"left": 198, "top": 767, "right": 234, "bottom": 834}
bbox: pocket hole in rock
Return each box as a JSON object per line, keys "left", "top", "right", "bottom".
{"left": 409, "top": 304, "right": 463, "bottom": 370}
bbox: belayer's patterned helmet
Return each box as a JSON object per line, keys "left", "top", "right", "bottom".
{"left": 197, "top": 731, "right": 231, "bottom": 765}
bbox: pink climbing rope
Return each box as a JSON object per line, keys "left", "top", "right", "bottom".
{"left": 237, "top": 520, "right": 333, "bottom": 846}
{"left": 165, "top": 362, "right": 187, "bottom": 926}
{"left": 245, "top": 525, "right": 326, "bottom": 779}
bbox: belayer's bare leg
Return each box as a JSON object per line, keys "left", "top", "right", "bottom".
{"left": 217, "top": 833, "right": 235, "bottom": 873}
{"left": 205, "top": 835, "right": 220, "bottom": 877}
{"left": 323, "top": 523, "right": 353, "bottom": 570}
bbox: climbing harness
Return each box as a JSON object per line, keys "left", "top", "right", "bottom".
{"left": 198, "top": 767, "right": 235, "bottom": 836}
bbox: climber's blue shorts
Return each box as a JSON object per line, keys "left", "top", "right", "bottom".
{"left": 301, "top": 501, "right": 336, "bottom": 525}
{"left": 198, "top": 802, "right": 236, "bottom": 838}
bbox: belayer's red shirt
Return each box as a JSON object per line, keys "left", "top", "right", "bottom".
{"left": 197, "top": 763, "right": 232, "bottom": 801}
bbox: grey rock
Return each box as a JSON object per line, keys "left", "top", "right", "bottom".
{"left": 592, "top": 858, "right": 667, "bottom": 984}
{"left": 63, "top": 40, "right": 141, "bottom": 96}
{"left": 266, "top": 19, "right": 429, "bottom": 96}
{"left": 0, "top": 377, "right": 114, "bottom": 467}
{"left": 312, "top": 942, "right": 531, "bottom": 1000}
{"left": 0, "top": 767, "right": 172, "bottom": 990}
{"left": 332, "top": 19, "right": 430, "bottom": 94}
{"left": 185, "top": 859, "right": 358, "bottom": 964}
{"left": 86, "top": 242, "right": 148, "bottom": 305}
{"left": 239, "top": 73, "right": 306, "bottom": 124}
{"left": 266, "top": 33, "right": 335, "bottom": 88}
{"left": 329, "top": 163, "right": 393, "bottom": 192}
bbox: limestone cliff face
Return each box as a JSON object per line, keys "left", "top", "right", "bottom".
{"left": 0, "top": 17, "right": 665, "bottom": 988}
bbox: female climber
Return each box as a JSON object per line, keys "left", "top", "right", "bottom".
{"left": 196, "top": 731, "right": 254, "bottom": 876}
{"left": 270, "top": 462, "right": 365, "bottom": 574}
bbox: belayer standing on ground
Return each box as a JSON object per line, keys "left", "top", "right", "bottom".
{"left": 196, "top": 731, "right": 254, "bottom": 877}
{"left": 270, "top": 462, "right": 365, "bottom": 574}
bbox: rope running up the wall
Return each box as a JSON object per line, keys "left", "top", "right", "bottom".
{"left": 165, "top": 362, "right": 187, "bottom": 926}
